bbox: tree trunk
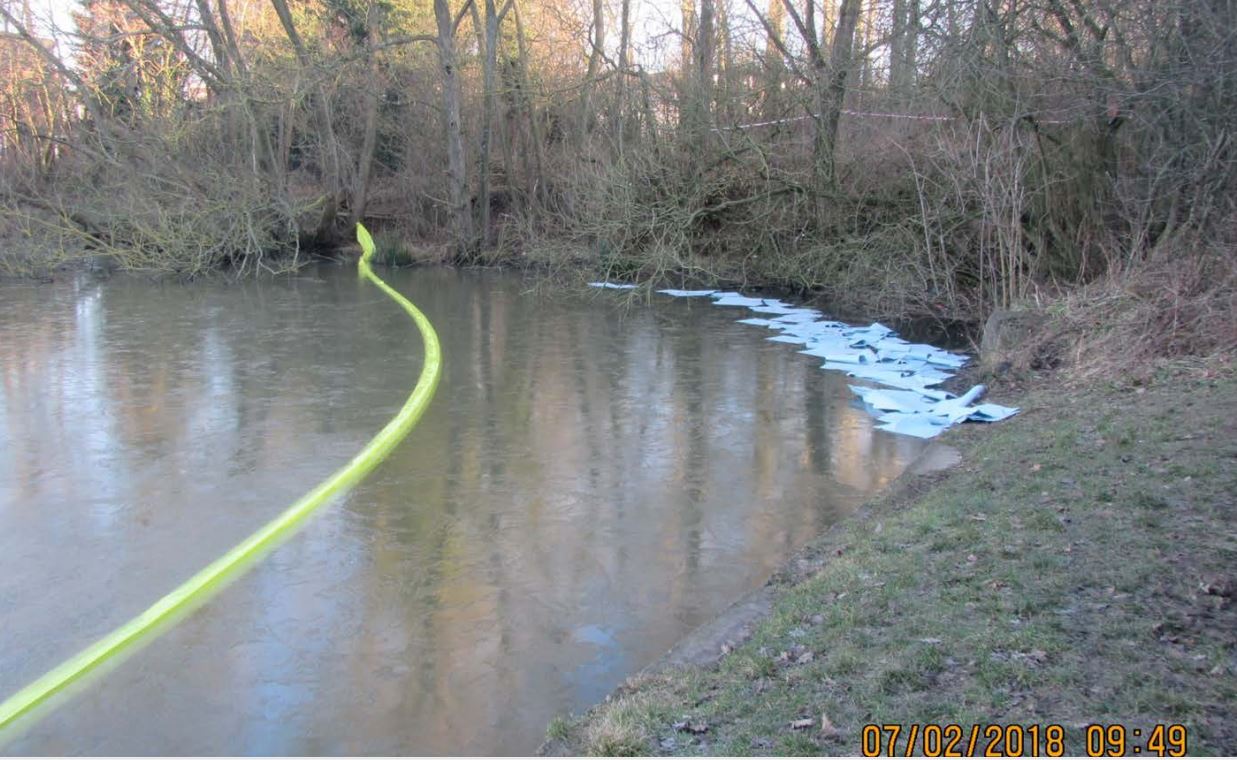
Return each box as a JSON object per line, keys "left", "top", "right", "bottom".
{"left": 696, "top": 0, "right": 714, "bottom": 138}
{"left": 193, "top": 0, "right": 231, "bottom": 79}
{"left": 763, "top": 0, "right": 785, "bottom": 118}
{"left": 890, "top": 0, "right": 919, "bottom": 97}
{"left": 511, "top": 0, "right": 546, "bottom": 208}
{"left": 814, "top": 0, "right": 860, "bottom": 193}
{"left": 859, "top": 0, "right": 874, "bottom": 93}
{"left": 350, "top": 56, "right": 381, "bottom": 227}
{"left": 906, "top": 0, "right": 919, "bottom": 93}
{"left": 434, "top": 0, "right": 475, "bottom": 257}
{"left": 477, "top": 0, "right": 507, "bottom": 249}
{"left": 578, "top": 0, "right": 604, "bottom": 144}
{"left": 616, "top": 0, "right": 631, "bottom": 151}
{"left": 680, "top": 0, "right": 696, "bottom": 71}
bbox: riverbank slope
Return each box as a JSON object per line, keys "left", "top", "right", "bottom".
{"left": 543, "top": 368, "right": 1236, "bottom": 755}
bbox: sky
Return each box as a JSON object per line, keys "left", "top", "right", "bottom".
{"left": 11, "top": 0, "right": 775, "bottom": 73}
{"left": 3, "top": 0, "right": 76, "bottom": 45}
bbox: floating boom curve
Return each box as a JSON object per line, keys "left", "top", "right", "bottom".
{"left": 0, "top": 224, "right": 442, "bottom": 734}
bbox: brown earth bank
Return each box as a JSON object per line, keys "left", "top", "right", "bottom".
{"left": 540, "top": 364, "right": 1236, "bottom": 756}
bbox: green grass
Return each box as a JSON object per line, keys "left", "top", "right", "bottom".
{"left": 545, "top": 715, "right": 572, "bottom": 742}
{"left": 371, "top": 230, "right": 415, "bottom": 266}
{"left": 544, "top": 375, "right": 1237, "bottom": 755}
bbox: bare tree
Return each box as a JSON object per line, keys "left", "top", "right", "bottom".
{"left": 434, "top": 0, "right": 476, "bottom": 256}
{"left": 889, "top": 0, "right": 919, "bottom": 96}
{"left": 476, "top": 0, "right": 514, "bottom": 248}
{"left": 749, "top": 0, "right": 863, "bottom": 193}
{"left": 695, "top": 0, "right": 714, "bottom": 135}
{"left": 615, "top": 0, "right": 630, "bottom": 150}
{"left": 509, "top": 0, "right": 546, "bottom": 207}
{"left": 270, "top": 0, "right": 344, "bottom": 244}
{"left": 578, "top": 0, "right": 604, "bottom": 144}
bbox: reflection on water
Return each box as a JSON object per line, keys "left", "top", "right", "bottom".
{"left": 0, "top": 266, "right": 925, "bottom": 754}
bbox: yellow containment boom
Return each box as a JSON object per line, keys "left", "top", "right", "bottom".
{"left": 0, "top": 223, "right": 442, "bottom": 735}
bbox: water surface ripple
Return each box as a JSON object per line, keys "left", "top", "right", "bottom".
{"left": 0, "top": 266, "right": 924, "bottom": 754}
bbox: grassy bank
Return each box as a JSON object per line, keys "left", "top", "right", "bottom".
{"left": 544, "top": 369, "right": 1237, "bottom": 755}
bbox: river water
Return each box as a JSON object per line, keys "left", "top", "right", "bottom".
{"left": 0, "top": 265, "right": 925, "bottom": 754}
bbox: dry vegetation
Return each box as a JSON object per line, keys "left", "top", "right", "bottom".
{"left": 1, "top": 0, "right": 1232, "bottom": 751}
{"left": 0, "top": 0, "right": 1233, "bottom": 362}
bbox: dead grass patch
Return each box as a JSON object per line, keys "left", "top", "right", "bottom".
{"left": 1001, "top": 246, "right": 1235, "bottom": 385}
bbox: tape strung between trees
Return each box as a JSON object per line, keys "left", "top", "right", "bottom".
{"left": 0, "top": 224, "right": 442, "bottom": 736}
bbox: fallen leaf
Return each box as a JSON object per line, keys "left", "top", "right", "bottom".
{"left": 796, "top": 651, "right": 815, "bottom": 665}
{"left": 790, "top": 718, "right": 815, "bottom": 730}
{"left": 820, "top": 713, "right": 839, "bottom": 738}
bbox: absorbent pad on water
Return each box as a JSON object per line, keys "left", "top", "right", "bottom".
{"left": 589, "top": 281, "right": 1020, "bottom": 438}
{"left": 589, "top": 282, "right": 639, "bottom": 290}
